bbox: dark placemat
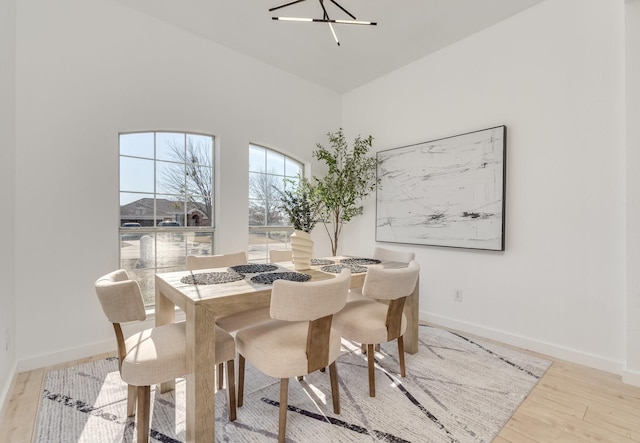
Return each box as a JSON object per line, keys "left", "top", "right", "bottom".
{"left": 340, "top": 257, "right": 382, "bottom": 265}
{"left": 250, "top": 272, "right": 312, "bottom": 285}
{"left": 229, "top": 264, "right": 278, "bottom": 273}
{"left": 320, "top": 264, "right": 368, "bottom": 274}
{"left": 311, "top": 258, "right": 335, "bottom": 265}
{"left": 181, "top": 271, "right": 245, "bottom": 285}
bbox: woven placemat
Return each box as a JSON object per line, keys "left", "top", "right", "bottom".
{"left": 250, "top": 272, "right": 311, "bottom": 285}
{"left": 320, "top": 264, "right": 368, "bottom": 274}
{"left": 229, "top": 264, "right": 278, "bottom": 273}
{"left": 340, "top": 257, "right": 381, "bottom": 265}
{"left": 311, "top": 258, "right": 335, "bottom": 265}
{"left": 180, "top": 271, "right": 245, "bottom": 285}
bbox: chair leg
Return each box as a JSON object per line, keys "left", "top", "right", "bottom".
{"left": 136, "top": 385, "right": 151, "bottom": 443}
{"left": 278, "top": 378, "right": 289, "bottom": 443}
{"left": 328, "top": 361, "right": 340, "bottom": 414}
{"left": 238, "top": 354, "right": 245, "bottom": 407}
{"left": 218, "top": 362, "right": 224, "bottom": 390}
{"left": 226, "top": 359, "right": 237, "bottom": 421}
{"left": 398, "top": 335, "right": 406, "bottom": 377}
{"left": 367, "top": 344, "right": 376, "bottom": 397}
{"left": 126, "top": 384, "right": 137, "bottom": 417}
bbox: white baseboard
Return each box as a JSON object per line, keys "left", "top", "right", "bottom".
{"left": 622, "top": 368, "right": 640, "bottom": 387}
{"left": 16, "top": 312, "right": 186, "bottom": 373}
{"left": 17, "top": 339, "right": 116, "bottom": 373}
{"left": 423, "top": 312, "right": 623, "bottom": 376}
{"left": 0, "top": 361, "right": 18, "bottom": 426}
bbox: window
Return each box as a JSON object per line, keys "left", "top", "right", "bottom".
{"left": 119, "top": 131, "right": 215, "bottom": 305}
{"left": 248, "top": 144, "right": 303, "bottom": 262}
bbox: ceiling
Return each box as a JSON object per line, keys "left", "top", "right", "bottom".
{"left": 113, "top": 0, "right": 545, "bottom": 93}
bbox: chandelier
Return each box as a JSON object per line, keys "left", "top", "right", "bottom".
{"left": 270, "top": 0, "right": 377, "bottom": 46}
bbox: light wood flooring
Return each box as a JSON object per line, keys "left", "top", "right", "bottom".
{"left": 1, "top": 343, "right": 639, "bottom": 442}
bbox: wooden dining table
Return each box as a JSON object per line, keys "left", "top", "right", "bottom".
{"left": 155, "top": 257, "right": 419, "bottom": 443}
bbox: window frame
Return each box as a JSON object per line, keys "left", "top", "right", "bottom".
{"left": 119, "top": 130, "right": 216, "bottom": 306}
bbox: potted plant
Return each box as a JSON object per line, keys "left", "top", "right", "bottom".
{"left": 277, "top": 176, "right": 319, "bottom": 270}
{"left": 312, "top": 129, "right": 380, "bottom": 256}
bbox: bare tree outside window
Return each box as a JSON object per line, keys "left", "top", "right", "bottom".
{"left": 159, "top": 137, "right": 213, "bottom": 225}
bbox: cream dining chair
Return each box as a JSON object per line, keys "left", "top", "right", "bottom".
{"left": 373, "top": 246, "right": 415, "bottom": 264}
{"left": 333, "top": 260, "right": 420, "bottom": 397}
{"left": 186, "top": 252, "right": 272, "bottom": 332}
{"left": 268, "top": 249, "right": 292, "bottom": 263}
{"left": 235, "top": 269, "right": 351, "bottom": 443}
{"left": 94, "top": 269, "right": 237, "bottom": 443}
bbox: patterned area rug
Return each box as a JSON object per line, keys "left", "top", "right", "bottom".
{"left": 34, "top": 325, "right": 550, "bottom": 442}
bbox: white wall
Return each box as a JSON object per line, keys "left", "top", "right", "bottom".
{"left": 343, "top": 0, "right": 628, "bottom": 374}
{"left": 13, "top": 0, "right": 341, "bottom": 370}
{"left": 0, "top": 0, "right": 17, "bottom": 414}
{"left": 625, "top": 0, "right": 640, "bottom": 385}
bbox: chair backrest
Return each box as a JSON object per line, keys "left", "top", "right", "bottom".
{"left": 269, "top": 249, "right": 292, "bottom": 263}
{"left": 362, "top": 260, "right": 420, "bottom": 301}
{"left": 186, "top": 251, "right": 248, "bottom": 270}
{"left": 95, "top": 269, "right": 146, "bottom": 324}
{"left": 373, "top": 246, "right": 415, "bottom": 264}
{"left": 270, "top": 269, "right": 351, "bottom": 322}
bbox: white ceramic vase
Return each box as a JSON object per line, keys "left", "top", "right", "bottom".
{"left": 290, "top": 229, "right": 313, "bottom": 270}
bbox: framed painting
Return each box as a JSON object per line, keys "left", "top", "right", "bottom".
{"left": 376, "top": 125, "right": 506, "bottom": 251}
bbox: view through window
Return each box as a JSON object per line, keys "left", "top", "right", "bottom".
{"left": 119, "top": 131, "right": 215, "bottom": 305}
{"left": 248, "top": 144, "right": 303, "bottom": 262}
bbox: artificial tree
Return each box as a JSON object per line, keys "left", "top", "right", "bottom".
{"left": 312, "top": 129, "right": 380, "bottom": 256}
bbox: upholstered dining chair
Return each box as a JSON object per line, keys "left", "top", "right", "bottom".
{"left": 346, "top": 248, "right": 415, "bottom": 304}
{"left": 333, "top": 260, "right": 420, "bottom": 397}
{"left": 268, "top": 249, "right": 292, "bottom": 263}
{"left": 235, "top": 269, "right": 351, "bottom": 443}
{"left": 186, "top": 252, "right": 272, "bottom": 332}
{"left": 373, "top": 246, "right": 415, "bottom": 263}
{"left": 94, "top": 269, "right": 237, "bottom": 443}
{"left": 186, "top": 251, "right": 248, "bottom": 271}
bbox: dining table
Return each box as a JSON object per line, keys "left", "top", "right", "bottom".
{"left": 155, "top": 256, "right": 420, "bottom": 443}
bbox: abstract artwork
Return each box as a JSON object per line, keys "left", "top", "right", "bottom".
{"left": 376, "top": 126, "right": 506, "bottom": 251}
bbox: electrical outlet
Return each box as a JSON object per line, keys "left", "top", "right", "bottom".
{"left": 454, "top": 289, "right": 463, "bottom": 302}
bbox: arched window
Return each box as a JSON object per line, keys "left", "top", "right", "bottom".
{"left": 248, "top": 144, "right": 303, "bottom": 262}
{"left": 119, "top": 131, "right": 215, "bottom": 305}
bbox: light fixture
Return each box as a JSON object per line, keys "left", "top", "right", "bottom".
{"left": 270, "top": 0, "right": 377, "bottom": 46}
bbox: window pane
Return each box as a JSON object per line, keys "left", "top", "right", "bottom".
{"left": 187, "top": 231, "right": 213, "bottom": 256}
{"left": 120, "top": 132, "right": 154, "bottom": 158}
{"left": 266, "top": 150, "right": 285, "bottom": 175}
{"left": 267, "top": 204, "right": 286, "bottom": 226}
{"left": 156, "top": 132, "right": 185, "bottom": 162}
{"left": 120, "top": 193, "right": 155, "bottom": 226}
{"left": 186, "top": 165, "right": 212, "bottom": 197}
{"left": 285, "top": 158, "right": 301, "bottom": 178}
{"left": 188, "top": 195, "right": 213, "bottom": 226}
{"left": 249, "top": 199, "right": 266, "bottom": 226}
{"left": 120, "top": 157, "right": 154, "bottom": 193}
{"left": 187, "top": 134, "right": 213, "bottom": 166}
{"left": 156, "top": 160, "right": 185, "bottom": 195}
{"left": 156, "top": 196, "right": 185, "bottom": 225}
{"left": 156, "top": 233, "right": 187, "bottom": 270}
{"left": 249, "top": 145, "right": 266, "bottom": 172}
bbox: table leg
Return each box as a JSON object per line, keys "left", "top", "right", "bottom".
{"left": 156, "top": 283, "right": 177, "bottom": 393}
{"left": 185, "top": 304, "right": 216, "bottom": 443}
{"left": 403, "top": 276, "right": 419, "bottom": 354}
